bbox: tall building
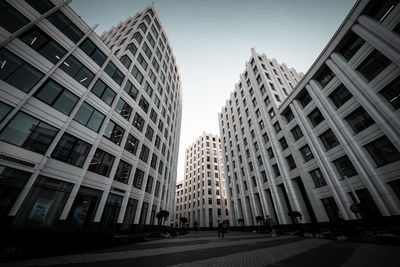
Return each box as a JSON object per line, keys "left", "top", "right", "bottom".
{"left": 0, "top": 0, "right": 182, "bottom": 228}
{"left": 219, "top": 0, "right": 400, "bottom": 226}
{"left": 173, "top": 133, "right": 228, "bottom": 228}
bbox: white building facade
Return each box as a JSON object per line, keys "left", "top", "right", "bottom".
{"left": 219, "top": 0, "right": 400, "bottom": 226}
{"left": 0, "top": 0, "right": 182, "bottom": 228}
{"left": 173, "top": 133, "right": 229, "bottom": 228}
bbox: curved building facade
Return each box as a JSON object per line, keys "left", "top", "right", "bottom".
{"left": 219, "top": 0, "right": 400, "bottom": 226}
{"left": 0, "top": 0, "right": 182, "bottom": 228}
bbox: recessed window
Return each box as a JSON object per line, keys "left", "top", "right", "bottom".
{"left": 20, "top": 26, "right": 67, "bottom": 64}
{"left": 0, "top": 49, "right": 44, "bottom": 93}
{"left": 124, "top": 133, "right": 139, "bottom": 155}
{"left": 120, "top": 55, "right": 132, "bottom": 69}
{"left": 52, "top": 133, "right": 91, "bottom": 167}
{"left": 133, "top": 168, "right": 145, "bottom": 189}
{"left": 91, "top": 79, "right": 116, "bottom": 106}
{"left": 365, "top": 136, "right": 400, "bottom": 167}
{"left": 333, "top": 155, "right": 358, "bottom": 179}
{"left": 283, "top": 109, "right": 294, "bottom": 123}
{"left": 35, "top": 79, "right": 78, "bottom": 115}
{"left": 319, "top": 129, "right": 340, "bottom": 151}
{"left": 145, "top": 175, "right": 154, "bottom": 193}
{"left": 79, "top": 38, "right": 106, "bottom": 66}
{"left": 123, "top": 80, "right": 139, "bottom": 101}
{"left": 114, "top": 160, "right": 132, "bottom": 184}
{"left": 291, "top": 125, "right": 303, "bottom": 141}
{"left": 138, "top": 96, "right": 150, "bottom": 113}
{"left": 329, "top": 83, "right": 352, "bottom": 108}
{"left": 114, "top": 98, "right": 132, "bottom": 121}
{"left": 337, "top": 32, "right": 365, "bottom": 61}
{"left": 139, "top": 144, "right": 150, "bottom": 163}
{"left": 308, "top": 108, "right": 325, "bottom": 127}
{"left": 0, "top": 112, "right": 58, "bottom": 154}
{"left": 267, "top": 147, "right": 274, "bottom": 159}
{"left": 126, "top": 43, "right": 137, "bottom": 56}
{"left": 47, "top": 11, "right": 84, "bottom": 43}
{"left": 300, "top": 144, "right": 314, "bottom": 162}
{"left": 298, "top": 90, "right": 312, "bottom": 108}
{"left": 60, "top": 55, "right": 94, "bottom": 87}
{"left": 73, "top": 102, "right": 105, "bottom": 132}
{"left": 273, "top": 122, "right": 281, "bottom": 133}
{"left": 309, "top": 168, "right": 327, "bottom": 188}
{"left": 357, "top": 49, "right": 391, "bottom": 82}
{"left": 103, "top": 120, "right": 125, "bottom": 146}
{"left": 88, "top": 148, "right": 115, "bottom": 177}
{"left": 345, "top": 106, "right": 375, "bottom": 133}
{"left": 26, "top": 0, "right": 55, "bottom": 14}
{"left": 132, "top": 113, "right": 145, "bottom": 132}
{"left": 145, "top": 125, "right": 154, "bottom": 141}
{"left": 131, "top": 65, "right": 144, "bottom": 84}
{"left": 269, "top": 108, "right": 275, "bottom": 119}
{"left": 0, "top": 101, "right": 12, "bottom": 123}
{"left": 279, "top": 137, "right": 288, "bottom": 150}
{"left": 379, "top": 76, "right": 400, "bottom": 110}
{"left": 0, "top": 1, "right": 29, "bottom": 33}
{"left": 272, "top": 164, "right": 280, "bottom": 177}
{"left": 104, "top": 61, "right": 124, "bottom": 85}
{"left": 314, "top": 64, "right": 335, "bottom": 88}
{"left": 133, "top": 32, "right": 143, "bottom": 45}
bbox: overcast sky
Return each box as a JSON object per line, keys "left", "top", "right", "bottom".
{"left": 70, "top": 0, "right": 356, "bottom": 182}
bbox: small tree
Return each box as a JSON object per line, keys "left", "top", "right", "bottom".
{"left": 156, "top": 210, "right": 170, "bottom": 226}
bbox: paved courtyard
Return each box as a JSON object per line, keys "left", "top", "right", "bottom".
{"left": 2, "top": 231, "right": 400, "bottom": 267}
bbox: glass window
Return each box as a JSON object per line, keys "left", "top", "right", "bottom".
{"left": 310, "top": 168, "right": 327, "bottom": 188}
{"left": 308, "top": 108, "right": 325, "bottom": 127}
{"left": 133, "top": 168, "right": 145, "bottom": 189}
{"left": 139, "top": 144, "right": 150, "bottom": 163}
{"left": 103, "top": 120, "right": 125, "bottom": 146}
{"left": 104, "top": 61, "right": 124, "bottom": 85}
{"left": 272, "top": 164, "right": 280, "bottom": 177}
{"left": 20, "top": 26, "right": 67, "bottom": 64}
{"left": 79, "top": 38, "right": 106, "bottom": 66}
{"left": 145, "top": 125, "right": 154, "bottom": 141}
{"left": 333, "top": 155, "right": 358, "bottom": 179}
{"left": 47, "top": 11, "right": 84, "bottom": 43}
{"left": 120, "top": 55, "right": 132, "bottom": 69}
{"left": 60, "top": 55, "right": 94, "bottom": 87}
{"left": 73, "top": 102, "right": 105, "bottom": 132}
{"left": 67, "top": 186, "right": 102, "bottom": 225}
{"left": 88, "top": 148, "right": 115, "bottom": 177}
{"left": 26, "top": 0, "right": 55, "bottom": 14}
{"left": 0, "top": 112, "right": 58, "bottom": 154}
{"left": 300, "top": 144, "right": 314, "bottom": 162}
{"left": 126, "top": 43, "right": 137, "bottom": 56}
{"left": 132, "top": 113, "right": 145, "bottom": 132}
{"left": 123, "top": 198, "right": 138, "bottom": 225}
{"left": 124, "top": 133, "right": 139, "bottom": 155}
{"left": 101, "top": 193, "right": 122, "bottom": 226}
{"left": 131, "top": 65, "right": 144, "bottom": 84}
{"left": 35, "top": 79, "right": 78, "bottom": 115}
{"left": 51, "top": 133, "right": 91, "bottom": 167}
{"left": 365, "top": 136, "right": 400, "bottom": 167}
{"left": 286, "top": 155, "right": 296, "bottom": 170}
{"left": 338, "top": 32, "right": 365, "bottom": 61}
{"left": 145, "top": 175, "right": 154, "bottom": 193}
{"left": 345, "top": 107, "right": 375, "bottom": 133}
{"left": 138, "top": 96, "right": 149, "bottom": 113}
{"left": 123, "top": 80, "right": 139, "bottom": 101}
{"left": 357, "top": 50, "right": 391, "bottom": 82}
{"left": 114, "top": 160, "right": 132, "bottom": 184}
{"left": 319, "top": 129, "right": 340, "bottom": 151}
{"left": 298, "top": 90, "right": 312, "bottom": 108}
{"left": 114, "top": 98, "right": 132, "bottom": 121}
{"left": 267, "top": 147, "right": 274, "bottom": 159}
{"left": 154, "top": 180, "right": 160, "bottom": 197}
{"left": 329, "top": 83, "right": 352, "bottom": 108}
{"left": 0, "top": 1, "right": 29, "bottom": 33}
{"left": 133, "top": 32, "right": 143, "bottom": 45}
{"left": 279, "top": 137, "right": 288, "bottom": 150}
{"left": 314, "top": 64, "right": 335, "bottom": 88}
{"left": 91, "top": 79, "right": 116, "bottom": 106}
{"left": 0, "top": 49, "right": 44, "bottom": 93}
{"left": 0, "top": 165, "right": 31, "bottom": 220}
{"left": 13, "top": 175, "right": 73, "bottom": 226}
{"left": 0, "top": 101, "right": 12, "bottom": 123}
{"left": 379, "top": 76, "right": 400, "bottom": 110}
{"left": 142, "top": 42, "right": 152, "bottom": 59}
{"left": 273, "top": 122, "right": 281, "bottom": 133}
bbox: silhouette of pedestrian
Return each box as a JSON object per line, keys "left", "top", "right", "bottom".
{"left": 266, "top": 215, "right": 276, "bottom": 237}
{"left": 217, "top": 216, "right": 224, "bottom": 238}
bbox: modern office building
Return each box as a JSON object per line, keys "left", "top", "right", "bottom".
{"left": 219, "top": 0, "right": 400, "bottom": 226}
{"left": 0, "top": 0, "right": 182, "bottom": 228}
{"left": 173, "top": 133, "right": 229, "bottom": 228}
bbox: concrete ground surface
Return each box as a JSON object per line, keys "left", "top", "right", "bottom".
{"left": 2, "top": 231, "right": 400, "bottom": 267}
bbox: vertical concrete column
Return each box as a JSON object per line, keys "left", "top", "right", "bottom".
{"left": 308, "top": 81, "right": 396, "bottom": 215}
{"left": 291, "top": 101, "right": 353, "bottom": 220}
{"left": 329, "top": 53, "right": 400, "bottom": 140}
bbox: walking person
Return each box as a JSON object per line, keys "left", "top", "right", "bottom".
{"left": 217, "top": 216, "right": 224, "bottom": 238}
{"left": 266, "top": 215, "right": 276, "bottom": 237}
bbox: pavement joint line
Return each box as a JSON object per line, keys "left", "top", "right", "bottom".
{"left": 1, "top": 235, "right": 295, "bottom": 267}
{"left": 166, "top": 238, "right": 331, "bottom": 267}
{"left": 143, "top": 233, "right": 272, "bottom": 244}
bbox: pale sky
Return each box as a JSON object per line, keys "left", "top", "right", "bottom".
{"left": 70, "top": 0, "right": 356, "bottom": 182}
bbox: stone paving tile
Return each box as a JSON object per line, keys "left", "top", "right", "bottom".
{"left": 1, "top": 234, "right": 294, "bottom": 267}
{"left": 167, "top": 238, "right": 330, "bottom": 267}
